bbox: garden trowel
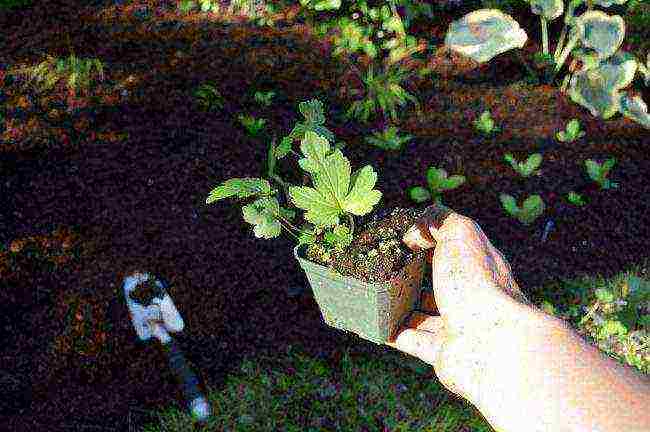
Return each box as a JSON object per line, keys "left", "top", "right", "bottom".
{"left": 123, "top": 271, "right": 211, "bottom": 424}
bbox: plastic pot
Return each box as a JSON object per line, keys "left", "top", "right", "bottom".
{"left": 293, "top": 243, "right": 425, "bottom": 345}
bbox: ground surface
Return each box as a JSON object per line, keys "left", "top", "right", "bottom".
{"left": 1, "top": 0, "right": 649, "bottom": 430}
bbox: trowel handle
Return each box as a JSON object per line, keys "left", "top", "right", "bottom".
{"left": 161, "top": 340, "right": 210, "bottom": 421}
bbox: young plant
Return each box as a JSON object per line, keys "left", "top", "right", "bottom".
{"left": 585, "top": 157, "right": 618, "bottom": 190}
{"left": 503, "top": 152, "right": 543, "bottom": 177}
{"left": 193, "top": 82, "right": 225, "bottom": 112}
{"left": 408, "top": 166, "right": 466, "bottom": 205}
{"left": 556, "top": 118, "right": 586, "bottom": 142}
{"left": 473, "top": 110, "right": 501, "bottom": 135}
{"left": 364, "top": 125, "right": 413, "bottom": 151}
{"left": 254, "top": 90, "right": 276, "bottom": 107}
{"left": 206, "top": 99, "right": 382, "bottom": 253}
{"left": 9, "top": 48, "right": 104, "bottom": 100}
{"left": 443, "top": 1, "right": 650, "bottom": 129}
{"left": 499, "top": 193, "right": 545, "bottom": 225}
{"left": 345, "top": 63, "right": 419, "bottom": 124}
{"left": 237, "top": 114, "right": 267, "bottom": 137}
{"left": 566, "top": 191, "right": 587, "bottom": 206}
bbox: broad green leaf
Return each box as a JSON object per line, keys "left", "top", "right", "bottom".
{"left": 324, "top": 224, "right": 353, "bottom": 249}
{"left": 595, "top": 287, "right": 614, "bottom": 303}
{"left": 288, "top": 185, "right": 343, "bottom": 227}
{"left": 242, "top": 197, "right": 282, "bottom": 239}
{"left": 276, "top": 136, "right": 292, "bottom": 159}
{"left": 342, "top": 165, "right": 381, "bottom": 215}
{"left": 206, "top": 178, "right": 271, "bottom": 203}
{"left": 409, "top": 186, "right": 431, "bottom": 203}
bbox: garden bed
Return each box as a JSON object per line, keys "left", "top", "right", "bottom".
{"left": 1, "top": 0, "right": 649, "bottom": 430}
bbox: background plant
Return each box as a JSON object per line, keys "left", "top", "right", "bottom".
{"left": 585, "top": 157, "right": 619, "bottom": 189}
{"left": 504, "top": 152, "right": 543, "bottom": 177}
{"left": 443, "top": 0, "right": 650, "bottom": 129}
{"left": 499, "top": 193, "right": 546, "bottom": 225}
{"left": 364, "top": 124, "right": 413, "bottom": 150}
{"left": 566, "top": 190, "right": 588, "bottom": 206}
{"left": 193, "top": 82, "right": 225, "bottom": 112}
{"left": 407, "top": 166, "right": 466, "bottom": 205}
{"left": 556, "top": 118, "right": 586, "bottom": 142}
{"left": 302, "top": 0, "right": 424, "bottom": 124}
{"left": 237, "top": 114, "right": 267, "bottom": 136}
{"left": 473, "top": 110, "right": 500, "bottom": 135}
{"left": 254, "top": 90, "right": 276, "bottom": 107}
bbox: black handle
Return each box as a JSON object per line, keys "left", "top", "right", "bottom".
{"left": 161, "top": 339, "right": 203, "bottom": 404}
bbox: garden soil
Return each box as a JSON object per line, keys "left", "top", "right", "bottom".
{"left": 1, "top": 0, "right": 649, "bottom": 430}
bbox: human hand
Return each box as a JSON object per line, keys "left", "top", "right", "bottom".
{"left": 386, "top": 203, "right": 544, "bottom": 407}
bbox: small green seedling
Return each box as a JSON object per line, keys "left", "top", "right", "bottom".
{"left": 408, "top": 166, "right": 466, "bottom": 205}
{"left": 585, "top": 158, "right": 618, "bottom": 190}
{"left": 556, "top": 118, "right": 586, "bottom": 143}
{"left": 238, "top": 114, "right": 267, "bottom": 136}
{"left": 473, "top": 110, "right": 500, "bottom": 135}
{"left": 254, "top": 90, "right": 276, "bottom": 107}
{"left": 193, "top": 82, "right": 225, "bottom": 112}
{"left": 566, "top": 191, "right": 587, "bottom": 206}
{"left": 503, "top": 153, "right": 542, "bottom": 177}
{"left": 364, "top": 125, "right": 413, "bottom": 151}
{"left": 499, "top": 193, "right": 545, "bottom": 225}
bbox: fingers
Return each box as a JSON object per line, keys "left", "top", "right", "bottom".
{"left": 402, "top": 203, "right": 455, "bottom": 251}
{"left": 385, "top": 312, "right": 446, "bottom": 367}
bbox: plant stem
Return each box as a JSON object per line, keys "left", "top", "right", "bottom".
{"left": 347, "top": 213, "right": 355, "bottom": 238}
{"left": 541, "top": 17, "right": 549, "bottom": 55}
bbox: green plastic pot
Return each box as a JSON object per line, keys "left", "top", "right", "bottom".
{"left": 293, "top": 243, "right": 425, "bottom": 345}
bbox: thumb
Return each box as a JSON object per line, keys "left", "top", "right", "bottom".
{"left": 402, "top": 204, "right": 455, "bottom": 252}
{"left": 386, "top": 312, "right": 447, "bottom": 367}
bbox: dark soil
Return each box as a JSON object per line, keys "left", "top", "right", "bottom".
{"left": 1, "top": 0, "right": 650, "bottom": 431}
{"left": 305, "top": 206, "right": 427, "bottom": 283}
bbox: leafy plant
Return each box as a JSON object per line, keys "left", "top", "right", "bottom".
{"left": 443, "top": 1, "right": 650, "bottom": 129}
{"left": 364, "top": 125, "right": 413, "bottom": 150}
{"left": 193, "top": 82, "right": 225, "bottom": 112}
{"left": 503, "top": 152, "right": 543, "bottom": 177}
{"left": 408, "top": 166, "right": 466, "bottom": 205}
{"left": 254, "top": 90, "right": 276, "bottom": 107}
{"left": 566, "top": 191, "right": 587, "bottom": 206}
{"left": 237, "top": 114, "right": 267, "bottom": 136}
{"left": 473, "top": 110, "right": 501, "bottom": 135}
{"left": 287, "top": 99, "right": 336, "bottom": 144}
{"left": 499, "top": 193, "right": 545, "bottom": 225}
{"left": 304, "top": 0, "right": 424, "bottom": 124}
{"left": 556, "top": 118, "right": 586, "bottom": 142}
{"left": 345, "top": 63, "right": 419, "bottom": 124}
{"left": 9, "top": 46, "right": 104, "bottom": 100}
{"left": 206, "top": 99, "right": 382, "bottom": 253}
{"left": 585, "top": 157, "right": 618, "bottom": 190}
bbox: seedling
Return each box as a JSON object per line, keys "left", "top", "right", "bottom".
{"left": 473, "top": 110, "right": 500, "bottom": 135}
{"left": 254, "top": 90, "right": 276, "bottom": 107}
{"left": 566, "top": 191, "right": 587, "bottom": 206}
{"left": 193, "top": 82, "right": 224, "bottom": 112}
{"left": 556, "top": 118, "right": 586, "bottom": 143}
{"left": 499, "top": 193, "right": 545, "bottom": 225}
{"left": 408, "top": 166, "right": 466, "bottom": 205}
{"left": 237, "top": 114, "right": 267, "bottom": 137}
{"left": 585, "top": 158, "right": 618, "bottom": 190}
{"left": 364, "top": 125, "right": 413, "bottom": 151}
{"left": 503, "top": 153, "right": 542, "bottom": 177}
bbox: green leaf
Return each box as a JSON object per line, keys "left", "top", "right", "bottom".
{"left": 288, "top": 131, "right": 381, "bottom": 227}
{"left": 206, "top": 178, "right": 271, "bottom": 204}
{"left": 595, "top": 288, "right": 614, "bottom": 303}
{"left": 598, "top": 319, "right": 628, "bottom": 339}
{"left": 276, "top": 136, "right": 293, "bottom": 159}
{"left": 324, "top": 224, "right": 353, "bottom": 249}
{"left": 342, "top": 165, "right": 382, "bottom": 215}
{"left": 242, "top": 197, "right": 282, "bottom": 239}
{"left": 408, "top": 186, "right": 431, "bottom": 203}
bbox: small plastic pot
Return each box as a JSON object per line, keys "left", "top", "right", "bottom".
{"left": 293, "top": 243, "right": 425, "bottom": 345}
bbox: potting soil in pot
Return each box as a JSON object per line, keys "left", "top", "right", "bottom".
{"left": 305, "top": 207, "right": 427, "bottom": 283}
